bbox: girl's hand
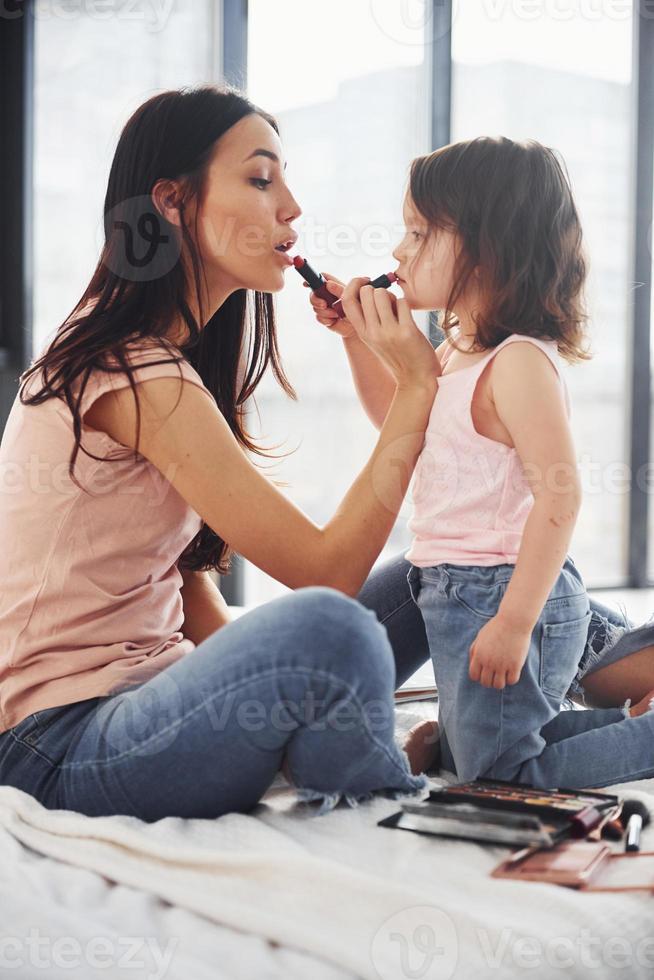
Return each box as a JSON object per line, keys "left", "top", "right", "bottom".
{"left": 468, "top": 616, "right": 532, "bottom": 689}
{"left": 339, "top": 277, "right": 441, "bottom": 389}
{"left": 303, "top": 271, "right": 355, "bottom": 339}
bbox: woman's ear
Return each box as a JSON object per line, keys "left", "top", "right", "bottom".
{"left": 151, "top": 179, "right": 183, "bottom": 227}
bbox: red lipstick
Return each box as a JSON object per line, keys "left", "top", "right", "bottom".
{"left": 293, "top": 255, "right": 397, "bottom": 319}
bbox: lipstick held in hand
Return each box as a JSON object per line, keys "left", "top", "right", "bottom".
{"left": 293, "top": 255, "right": 397, "bottom": 319}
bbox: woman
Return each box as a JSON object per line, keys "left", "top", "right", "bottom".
{"left": 0, "top": 85, "right": 436, "bottom": 820}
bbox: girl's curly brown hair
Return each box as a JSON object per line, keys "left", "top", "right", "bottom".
{"left": 408, "top": 135, "right": 591, "bottom": 364}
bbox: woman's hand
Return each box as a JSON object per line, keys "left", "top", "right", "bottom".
{"left": 304, "top": 271, "right": 355, "bottom": 339}
{"left": 340, "top": 277, "right": 441, "bottom": 389}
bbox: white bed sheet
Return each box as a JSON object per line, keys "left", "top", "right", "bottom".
{"left": 1, "top": 701, "right": 653, "bottom": 980}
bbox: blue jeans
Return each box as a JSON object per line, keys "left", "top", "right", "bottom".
{"left": 2, "top": 553, "right": 654, "bottom": 817}
{"left": 358, "top": 554, "right": 650, "bottom": 699}
{"left": 405, "top": 554, "right": 654, "bottom": 788}
{"left": 0, "top": 587, "right": 427, "bottom": 820}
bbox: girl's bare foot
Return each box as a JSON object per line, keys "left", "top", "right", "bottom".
{"left": 403, "top": 719, "right": 441, "bottom": 775}
{"left": 629, "top": 688, "right": 654, "bottom": 718}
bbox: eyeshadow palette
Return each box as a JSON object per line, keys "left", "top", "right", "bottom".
{"left": 378, "top": 779, "right": 620, "bottom": 848}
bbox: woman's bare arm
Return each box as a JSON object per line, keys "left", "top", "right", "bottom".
{"left": 87, "top": 373, "right": 437, "bottom": 597}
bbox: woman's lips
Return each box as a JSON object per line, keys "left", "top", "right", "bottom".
{"left": 273, "top": 248, "right": 295, "bottom": 266}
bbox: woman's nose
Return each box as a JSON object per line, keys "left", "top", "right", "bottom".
{"left": 284, "top": 190, "right": 302, "bottom": 222}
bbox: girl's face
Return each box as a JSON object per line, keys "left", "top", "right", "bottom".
{"left": 392, "top": 194, "right": 473, "bottom": 314}
{"left": 174, "top": 113, "right": 302, "bottom": 298}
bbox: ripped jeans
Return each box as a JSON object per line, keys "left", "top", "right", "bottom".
{"left": 0, "top": 587, "right": 427, "bottom": 821}
{"left": 2, "top": 552, "right": 653, "bottom": 818}
{"left": 406, "top": 554, "right": 654, "bottom": 788}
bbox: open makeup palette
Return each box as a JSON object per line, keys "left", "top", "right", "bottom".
{"left": 380, "top": 778, "right": 654, "bottom": 892}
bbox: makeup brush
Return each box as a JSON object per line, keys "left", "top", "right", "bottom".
{"left": 597, "top": 803, "right": 624, "bottom": 841}
{"left": 620, "top": 799, "right": 651, "bottom": 852}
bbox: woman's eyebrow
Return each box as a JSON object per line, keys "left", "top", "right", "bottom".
{"left": 243, "top": 148, "right": 287, "bottom": 171}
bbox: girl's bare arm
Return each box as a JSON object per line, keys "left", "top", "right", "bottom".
{"left": 342, "top": 332, "right": 398, "bottom": 429}
{"left": 308, "top": 273, "right": 445, "bottom": 428}
{"left": 491, "top": 342, "right": 582, "bottom": 631}
{"left": 178, "top": 568, "right": 231, "bottom": 643}
{"left": 343, "top": 332, "right": 449, "bottom": 429}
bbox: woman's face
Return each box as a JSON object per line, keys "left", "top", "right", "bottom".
{"left": 189, "top": 113, "right": 302, "bottom": 296}
{"left": 392, "top": 194, "right": 467, "bottom": 312}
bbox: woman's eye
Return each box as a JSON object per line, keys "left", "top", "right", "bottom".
{"left": 251, "top": 178, "right": 272, "bottom": 190}
{"left": 411, "top": 231, "right": 423, "bottom": 240}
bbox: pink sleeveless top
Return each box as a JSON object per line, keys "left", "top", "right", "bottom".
{"left": 404, "top": 332, "right": 571, "bottom": 567}
{"left": 0, "top": 336, "right": 215, "bottom": 733}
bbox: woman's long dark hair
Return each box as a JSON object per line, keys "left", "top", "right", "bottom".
{"left": 18, "top": 85, "right": 297, "bottom": 575}
{"left": 409, "top": 136, "right": 591, "bottom": 364}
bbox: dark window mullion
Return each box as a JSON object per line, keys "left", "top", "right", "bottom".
{"left": 428, "top": 0, "right": 452, "bottom": 346}
{"left": 0, "top": 0, "right": 34, "bottom": 421}
{"left": 218, "top": 0, "right": 249, "bottom": 605}
{"left": 628, "top": 0, "right": 654, "bottom": 587}
{"left": 222, "top": 0, "right": 248, "bottom": 91}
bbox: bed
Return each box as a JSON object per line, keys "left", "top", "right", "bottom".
{"left": 1, "top": 596, "right": 653, "bottom": 980}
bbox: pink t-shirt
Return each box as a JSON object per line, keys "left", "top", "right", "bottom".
{"left": 405, "top": 333, "right": 572, "bottom": 567}
{"left": 0, "top": 335, "right": 215, "bottom": 733}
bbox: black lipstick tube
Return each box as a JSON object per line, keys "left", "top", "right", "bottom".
{"left": 293, "top": 255, "right": 397, "bottom": 320}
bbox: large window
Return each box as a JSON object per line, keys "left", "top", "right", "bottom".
{"left": 25, "top": 1, "right": 648, "bottom": 600}
{"left": 33, "top": 1, "right": 217, "bottom": 355}
{"left": 452, "top": 1, "right": 634, "bottom": 587}
{"left": 245, "top": 0, "right": 432, "bottom": 604}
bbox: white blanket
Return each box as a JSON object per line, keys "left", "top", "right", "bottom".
{"left": 1, "top": 704, "right": 654, "bottom": 979}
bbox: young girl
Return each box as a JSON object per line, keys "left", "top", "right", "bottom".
{"left": 311, "top": 135, "right": 654, "bottom": 790}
